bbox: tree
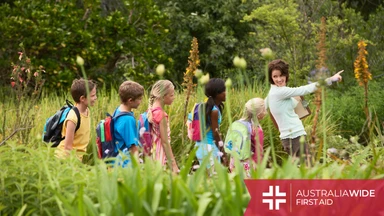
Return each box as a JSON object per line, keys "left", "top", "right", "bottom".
{"left": 243, "top": 0, "right": 316, "bottom": 85}
{"left": 0, "top": 0, "right": 170, "bottom": 90}
{"left": 154, "top": 0, "right": 262, "bottom": 82}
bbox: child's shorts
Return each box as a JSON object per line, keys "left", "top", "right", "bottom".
{"left": 195, "top": 142, "right": 221, "bottom": 168}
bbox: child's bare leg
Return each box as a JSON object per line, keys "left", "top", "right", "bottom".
{"left": 129, "top": 145, "right": 139, "bottom": 159}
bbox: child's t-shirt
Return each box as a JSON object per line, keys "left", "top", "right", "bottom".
{"left": 55, "top": 108, "right": 91, "bottom": 160}
{"left": 198, "top": 105, "right": 222, "bottom": 145}
{"left": 113, "top": 108, "right": 139, "bottom": 151}
{"left": 251, "top": 126, "right": 264, "bottom": 163}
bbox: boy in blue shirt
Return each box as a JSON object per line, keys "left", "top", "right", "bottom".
{"left": 113, "top": 81, "right": 144, "bottom": 167}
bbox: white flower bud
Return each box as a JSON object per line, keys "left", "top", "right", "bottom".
{"left": 199, "top": 73, "right": 210, "bottom": 85}
{"left": 194, "top": 69, "right": 203, "bottom": 78}
{"left": 156, "top": 64, "right": 165, "bottom": 76}
{"left": 76, "top": 56, "right": 84, "bottom": 66}
{"left": 233, "top": 56, "right": 241, "bottom": 67}
{"left": 225, "top": 78, "right": 232, "bottom": 88}
{"left": 259, "top": 48, "right": 274, "bottom": 59}
{"left": 238, "top": 58, "right": 247, "bottom": 69}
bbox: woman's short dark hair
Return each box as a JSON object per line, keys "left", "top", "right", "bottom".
{"left": 268, "top": 59, "right": 289, "bottom": 84}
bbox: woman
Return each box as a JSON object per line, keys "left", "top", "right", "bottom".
{"left": 265, "top": 59, "right": 343, "bottom": 161}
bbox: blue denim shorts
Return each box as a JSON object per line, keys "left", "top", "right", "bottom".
{"left": 195, "top": 142, "right": 221, "bottom": 168}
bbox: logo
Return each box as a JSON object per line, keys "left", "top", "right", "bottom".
{"left": 262, "top": 185, "right": 286, "bottom": 210}
{"left": 245, "top": 180, "right": 384, "bottom": 216}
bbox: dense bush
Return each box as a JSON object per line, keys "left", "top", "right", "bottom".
{"left": 1, "top": 1, "right": 384, "bottom": 91}
{"left": 325, "top": 79, "right": 384, "bottom": 139}
{"left": 0, "top": 0, "right": 170, "bottom": 90}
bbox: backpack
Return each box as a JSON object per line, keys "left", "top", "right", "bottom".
{"left": 43, "top": 100, "right": 81, "bottom": 147}
{"left": 138, "top": 107, "right": 161, "bottom": 156}
{"left": 96, "top": 111, "right": 133, "bottom": 159}
{"left": 224, "top": 120, "right": 252, "bottom": 160}
{"left": 187, "top": 103, "right": 208, "bottom": 141}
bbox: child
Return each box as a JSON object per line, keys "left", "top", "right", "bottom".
{"left": 195, "top": 78, "right": 227, "bottom": 169}
{"left": 147, "top": 80, "right": 179, "bottom": 173}
{"left": 112, "top": 81, "right": 144, "bottom": 167}
{"left": 228, "top": 98, "right": 267, "bottom": 176}
{"left": 55, "top": 78, "right": 97, "bottom": 161}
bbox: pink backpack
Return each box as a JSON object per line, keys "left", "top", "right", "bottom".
{"left": 138, "top": 107, "right": 160, "bottom": 156}
{"left": 187, "top": 103, "right": 206, "bottom": 141}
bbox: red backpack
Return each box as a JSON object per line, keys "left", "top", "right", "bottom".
{"left": 96, "top": 112, "right": 132, "bottom": 159}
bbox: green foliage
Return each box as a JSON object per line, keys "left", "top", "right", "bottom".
{"left": 1, "top": 0, "right": 384, "bottom": 92}
{"left": 0, "top": 143, "right": 249, "bottom": 215}
{"left": 325, "top": 79, "right": 384, "bottom": 139}
{"left": 366, "top": 6, "right": 384, "bottom": 79}
{"left": 154, "top": 0, "right": 263, "bottom": 82}
{"left": 0, "top": 0, "right": 170, "bottom": 90}
{"left": 1, "top": 80, "right": 384, "bottom": 214}
{"left": 2, "top": 1, "right": 384, "bottom": 214}
{"left": 243, "top": 0, "right": 317, "bottom": 85}
{"left": 1, "top": 142, "right": 384, "bottom": 215}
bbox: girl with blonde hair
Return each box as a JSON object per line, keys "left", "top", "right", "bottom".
{"left": 147, "top": 80, "right": 179, "bottom": 173}
{"left": 226, "top": 98, "right": 267, "bottom": 176}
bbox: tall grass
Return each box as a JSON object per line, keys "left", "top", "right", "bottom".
{"left": 0, "top": 142, "right": 250, "bottom": 215}
{"left": 1, "top": 140, "right": 384, "bottom": 215}
{"left": 7, "top": 82, "right": 270, "bottom": 164}
{"left": 1, "top": 83, "right": 384, "bottom": 215}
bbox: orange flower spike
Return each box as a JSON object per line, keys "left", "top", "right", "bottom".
{"left": 354, "top": 40, "right": 372, "bottom": 86}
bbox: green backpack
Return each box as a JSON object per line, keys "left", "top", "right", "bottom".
{"left": 224, "top": 120, "right": 252, "bottom": 160}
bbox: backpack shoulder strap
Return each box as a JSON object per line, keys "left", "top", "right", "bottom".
{"left": 112, "top": 106, "right": 134, "bottom": 119}
{"left": 72, "top": 107, "right": 81, "bottom": 132}
{"left": 113, "top": 111, "right": 133, "bottom": 120}
{"left": 150, "top": 107, "right": 162, "bottom": 113}
{"left": 237, "top": 120, "right": 252, "bottom": 133}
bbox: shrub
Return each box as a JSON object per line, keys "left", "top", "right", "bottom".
{"left": 0, "top": 0, "right": 170, "bottom": 90}
{"left": 325, "top": 79, "right": 384, "bottom": 139}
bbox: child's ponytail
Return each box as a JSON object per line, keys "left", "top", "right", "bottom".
{"left": 204, "top": 78, "right": 225, "bottom": 125}
{"left": 147, "top": 80, "right": 174, "bottom": 122}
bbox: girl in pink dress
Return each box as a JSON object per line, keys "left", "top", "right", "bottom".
{"left": 147, "top": 80, "right": 179, "bottom": 173}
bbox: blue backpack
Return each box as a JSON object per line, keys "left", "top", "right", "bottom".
{"left": 43, "top": 100, "right": 81, "bottom": 147}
